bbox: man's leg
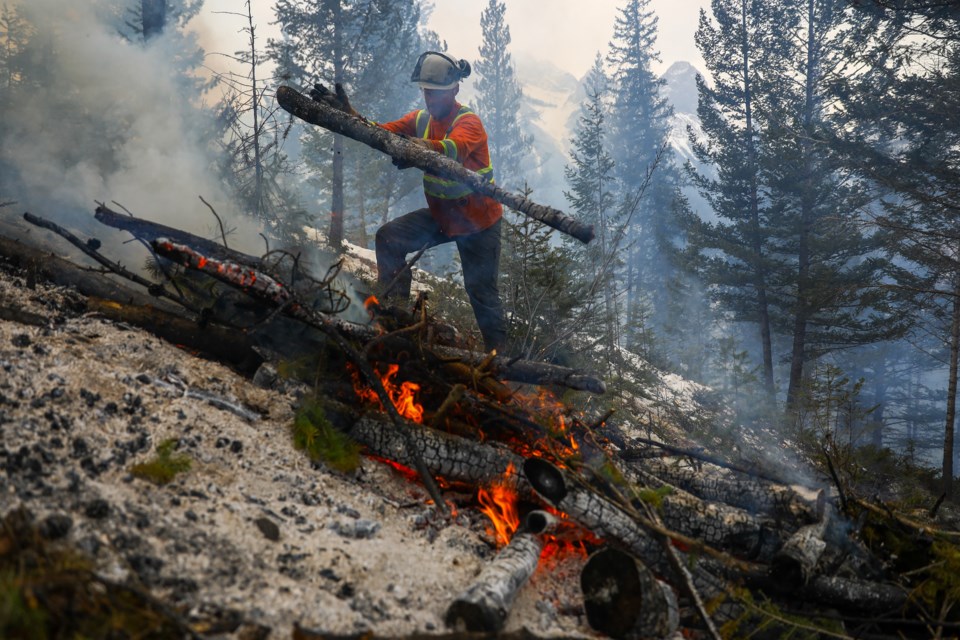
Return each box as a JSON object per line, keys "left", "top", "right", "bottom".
{"left": 457, "top": 220, "right": 507, "bottom": 353}
{"left": 375, "top": 208, "right": 446, "bottom": 300}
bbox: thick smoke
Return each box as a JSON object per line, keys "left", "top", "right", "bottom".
{"left": 1, "top": 0, "right": 262, "bottom": 256}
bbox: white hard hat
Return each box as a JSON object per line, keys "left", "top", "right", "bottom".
{"left": 410, "top": 52, "right": 471, "bottom": 90}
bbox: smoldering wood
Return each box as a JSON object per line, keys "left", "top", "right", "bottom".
{"left": 770, "top": 512, "right": 831, "bottom": 589}
{"left": 152, "top": 237, "right": 606, "bottom": 395}
{"left": 94, "top": 204, "right": 263, "bottom": 269}
{"left": 3, "top": 220, "right": 179, "bottom": 310}
{"left": 444, "top": 512, "right": 556, "bottom": 633}
{"left": 580, "top": 547, "right": 679, "bottom": 640}
{"left": 276, "top": 85, "right": 595, "bottom": 244}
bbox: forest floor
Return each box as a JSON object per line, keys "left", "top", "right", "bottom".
{"left": 0, "top": 252, "right": 598, "bottom": 638}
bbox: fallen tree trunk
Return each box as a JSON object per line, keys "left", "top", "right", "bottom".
{"left": 94, "top": 204, "right": 263, "bottom": 268}
{"left": 276, "top": 85, "right": 595, "bottom": 244}
{"left": 445, "top": 511, "right": 555, "bottom": 633}
{"left": 86, "top": 297, "right": 262, "bottom": 374}
{"left": 580, "top": 547, "right": 679, "bottom": 640}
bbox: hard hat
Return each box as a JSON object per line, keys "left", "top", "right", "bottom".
{"left": 410, "top": 51, "right": 470, "bottom": 90}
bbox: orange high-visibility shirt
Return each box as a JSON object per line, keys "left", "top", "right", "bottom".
{"left": 380, "top": 102, "right": 502, "bottom": 237}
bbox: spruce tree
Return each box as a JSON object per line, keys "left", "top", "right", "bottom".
{"left": 473, "top": 0, "right": 532, "bottom": 191}
{"left": 562, "top": 54, "right": 622, "bottom": 365}
{"left": 605, "top": 0, "right": 689, "bottom": 350}
{"left": 685, "top": 0, "right": 788, "bottom": 398}
{"left": 830, "top": 0, "right": 960, "bottom": 495}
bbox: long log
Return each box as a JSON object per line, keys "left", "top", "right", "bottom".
{"left": 94, "top": 204, "right": 262, "bottom": 268}
{"left": 445, "top": 511, "right": 555, "bottom": 633}
{"left": 580, "top": 547, "right": 679, "bottom": 640}
{"left": 276, "top": 85, "right": 595, "bottom": 244}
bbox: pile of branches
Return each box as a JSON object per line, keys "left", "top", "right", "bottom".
{"left": 11, "top": 207, "right": 960, "bottom": 639}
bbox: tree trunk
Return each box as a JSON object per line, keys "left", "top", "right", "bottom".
{"left": 943, "top": 273, "right": 960, "bottom": 500}
{"left": 328, "top": 0, "right": 345, "bottom": 248}
{"left": 276, "top": 86, "right": 595, "bottom": 244}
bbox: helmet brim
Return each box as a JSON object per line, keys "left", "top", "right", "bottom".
{"left": 416, "top": 79, "right": 458, "bottom": 90}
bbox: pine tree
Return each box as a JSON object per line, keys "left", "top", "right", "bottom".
{"left": 605, "top": 0, "right": 689, "bottom": 350}
{"left": 830, "top": 0, "right": 960, "bottom": 495}
{"left": 473, "top": 0, "right": 532, "bottom": 191}
{"left": 563, "top": 54, "right": 621, "bottom": 360}
{"left": 761, "top": 0, "right": 903, "bottom": 416}
{"left": 270, "top": 0, "right": 426, "bottom": 248}
{"left": 685, "top": 0, "right": 788, "bottom": 398}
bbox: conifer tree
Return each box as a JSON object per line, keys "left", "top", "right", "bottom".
{"left": 830, "top": 0, "right": 960, "bottom": 495}
{"left": 562, "top": 54, "right": 622, "bottom": 363}
{"left": 685, "top": 0, "right": 787, "bottom": 398}
{"left": 605, "top": 0, "right": 688, "bottom": 349}
{"left": 474, "top": 0, "right": 532, "bottom": 190}
{"left": 761, "top": 0, "right": 901, "bottom": 415}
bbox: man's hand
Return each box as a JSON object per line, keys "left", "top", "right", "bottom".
{"left": 309, "top": 82, "right": 359, "bottom": 117}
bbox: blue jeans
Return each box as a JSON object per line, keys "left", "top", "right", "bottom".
{"left": 376, "top": 208, "right": 507, "bottom": 352}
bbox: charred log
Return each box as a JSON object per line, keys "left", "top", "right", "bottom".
{"left": 445, "top": 511, "right": 555, "bottom": 633}
{"left": 276, "top": 85, "right": 595, "bottom": 244}
{"left": 94, "top": 204, "right": 262, "bottom": 269}
{"left": 580, "top": 547, "right": 679, "bottom": 640}
{"left": 86, "top": 297, "right": 262, "bottom": 374}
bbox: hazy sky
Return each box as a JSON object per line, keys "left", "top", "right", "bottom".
{"left": 197, "top": 0, "right": 709, "bottom": 81}
{"left": 427, "top": 0, "right": 707, "bottom": 78}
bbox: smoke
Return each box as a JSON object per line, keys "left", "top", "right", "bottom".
{"left": 1, "top": 0, "right": 262, "bottom": 256}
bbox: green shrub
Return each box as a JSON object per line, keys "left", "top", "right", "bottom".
{"left": 130, "top": 438, "right": 192, "bottom": 486}
{"left": 293, "top": 397, "right": 361, "bottom": 473}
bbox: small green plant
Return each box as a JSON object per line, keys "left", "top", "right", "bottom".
{"left": 129, "top": 438, "right": 192, "bottom": 486}
{"left": 292, "top": 397, "right": 361, "bottom": 473}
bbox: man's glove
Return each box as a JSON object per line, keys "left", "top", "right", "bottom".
{"left": 309, "top": 82, "right": 359, "bottom": 117}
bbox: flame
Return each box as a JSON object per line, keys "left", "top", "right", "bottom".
{"left": 352, "top": 363, "right": 424, "bottom": 423}
{"left": 478, "top": 463, "right": 520, "bottom": 547}
{"left": 364, "top": 295, "right": 380, "bottom": 309}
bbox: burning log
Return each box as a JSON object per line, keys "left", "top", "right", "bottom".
{"left": 580, "top": 547, "right": 679, "bottom": 640}
{"left": 444, "top": 511, "right": 556, "bottom": 633}
{"left": 153, "top": 238, "right": 605, "bottom": 395}
{"left": 339, "top": 406, "right": 528, "bottom": 496}
{"left": 276, "top": 85, "right": 595, "bottom": 244}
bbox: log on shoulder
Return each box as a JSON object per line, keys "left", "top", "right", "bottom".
{"left": 276, "top": 85, "right": 595, "bottom": 244}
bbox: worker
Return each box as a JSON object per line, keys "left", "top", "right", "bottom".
{"left": 311, "top": 51, "right": 507, "bottom": 354}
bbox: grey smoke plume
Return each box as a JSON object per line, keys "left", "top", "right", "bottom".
{"left": 2, "top": 0, "right": 262, "bottom": 255}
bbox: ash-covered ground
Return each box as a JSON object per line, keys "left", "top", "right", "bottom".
{"left": 0, "top": 254, "right": 593, "bottom": 638}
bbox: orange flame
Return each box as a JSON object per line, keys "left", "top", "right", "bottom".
{"left": 352, "top": 363, "right": 424, "bottom": 423}
{"left": 478, "top": 463, "right": 520, "bottom": 547}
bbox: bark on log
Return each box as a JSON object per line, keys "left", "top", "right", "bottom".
{"left": 444, "top": 511, "right": 554, "bottom": 633}
{"left": 153, "top": 238, "right": 606, "bottom": 394}
{"left": 86, "top": 298, "right": 262, "bottom": 374}
{"left": 0, "top": 232, "right": 178, "bottom": 311}
{"left": 276, "top": 85, "right": 595, "bottom": 244}
{"left": 637, "top": 457, "right": 818, "bottom": 523}
{"left": 624, "top": 464, "right": 783, "bottom": 561}
{"left": 94, "top": 204, "right": 262, "bottom": 268}
{"left": 330, "top": 405, "right": 529, "bottom": 496}
{"left": 580, "top": 547, "right": 679, "bottom": 640}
